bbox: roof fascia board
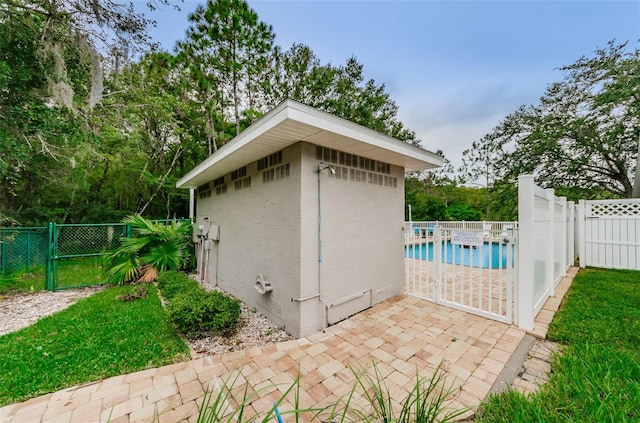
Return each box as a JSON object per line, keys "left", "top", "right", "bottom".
{"left": 287, "top": 101, "right": 443, "bottom": 166}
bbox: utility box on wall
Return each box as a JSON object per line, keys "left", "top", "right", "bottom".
{"left": 177, "top": 100, "right": 443, "bottom": 338}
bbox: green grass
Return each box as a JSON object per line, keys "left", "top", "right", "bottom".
{"left": 0, "top": 256, "right": 106, "bottom": 294}
{"left": 479, "top": 267, "right": 640, "bottom": 422}
{"left": 547, "top": 267, "right": 640, "bottom": 357}
{"left": 55, "top": 256, "right": 106, "bottom": 289}
{"left": 0, "top": 284, "right": 190, "bottom": 406}
{"left": 0, "top": 268, "right": 45, "bottom": 294}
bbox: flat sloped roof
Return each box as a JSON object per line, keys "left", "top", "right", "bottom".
{"left": 176, "top": 99, "right": 443, "bottom": 189}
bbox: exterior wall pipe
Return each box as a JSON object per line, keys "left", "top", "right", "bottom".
{"left": 315, "top": 161, "right": 334, "bottom": 331}
{"left": 291, "top": 293, "right": 321, "bottom": 302}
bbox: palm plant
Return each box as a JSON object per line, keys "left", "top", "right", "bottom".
{"left": 104, "top": 215, "right": 192, "bottom": 284}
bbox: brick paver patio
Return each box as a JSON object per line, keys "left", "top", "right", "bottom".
{"left": 0, "top": 268, "right": 577, "bottom": 423}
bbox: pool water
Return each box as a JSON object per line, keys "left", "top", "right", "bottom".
{"left": 405, "top": 241, "right": 514, "bottom": 269}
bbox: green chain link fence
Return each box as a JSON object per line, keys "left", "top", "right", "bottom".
{"left": 1, "top": 220, "right": 182, "bottom": 292}
{"left": 0, "top": 227, "right": 49, "bottom": 291}
{"left": 51, "top": 223, "right": 128, "bottom": 290}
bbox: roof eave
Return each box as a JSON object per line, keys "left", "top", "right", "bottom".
{"left": 176, "top": 100, "right": 443, "bottom": 189}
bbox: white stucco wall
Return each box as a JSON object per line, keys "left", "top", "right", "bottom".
{"left": 299, "top": 143, "right": 405, "bottom": 334}
{"left": 197, "top": 141, "right": 405, "bottom": 338}
{"left": 198, "top": 143, "right": 304, "bottom": 336}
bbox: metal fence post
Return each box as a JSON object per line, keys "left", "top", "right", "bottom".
{"left": 434, "top": 225, "right": 442, "bottom": 302}
{"left": 0, "top": 232, "right": 5, "bottom": 277}
{"left": 45, "top": 222, "right": 53, "bottom": 291}
{"left": 52, "top": 222, "right": 59, "bottom": 291}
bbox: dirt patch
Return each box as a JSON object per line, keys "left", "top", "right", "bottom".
{"left": 0, "top": 286, "right": 105, "bottom": 336}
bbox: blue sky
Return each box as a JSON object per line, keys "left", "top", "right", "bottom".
{"left": 142, "top": 0, "right": 639, "bottom": 171}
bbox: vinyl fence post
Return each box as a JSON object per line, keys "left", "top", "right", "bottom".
{"left": 517, "top": 175, "right": 535, "bottom": 330}
{"left": 560, "top": 197, "right": 567, "bottom": 275}
{"left": 546, "top": 188, "right": 555, "bottom": 297}
{"left": 578, "top": 200, "right": 586, "bottom": 268}
{"left": 568, "top": 201, "right": 575, "bottom": 268}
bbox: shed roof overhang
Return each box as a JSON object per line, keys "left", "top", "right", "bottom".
{"left": 176, "top": 99, "right": 443, "bottom": 189}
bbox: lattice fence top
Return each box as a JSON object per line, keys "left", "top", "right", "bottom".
{"left": 587, "top": 200, "right": 640, "bottom": 217}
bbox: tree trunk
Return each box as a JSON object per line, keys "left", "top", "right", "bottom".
{"left": 138, "top": 146, "right": 184, "bottom": 215}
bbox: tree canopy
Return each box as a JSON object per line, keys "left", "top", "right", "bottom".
{"left": 463, "top": 41, "right": 640, "bottom": 200}
{"left": 0, "top": 0, "right": 423, "bottom": 225}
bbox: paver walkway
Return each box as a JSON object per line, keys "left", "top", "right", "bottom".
{"left": 0, "top": 268, "right": 577, "bottom": 423}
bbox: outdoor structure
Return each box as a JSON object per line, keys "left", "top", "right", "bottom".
{"left": 176, "top": 100, "right": 442, "bottom": 338}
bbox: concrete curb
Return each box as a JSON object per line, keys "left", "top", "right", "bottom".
{"left": 486, "top": 333, "right": 536, "bottom": 396}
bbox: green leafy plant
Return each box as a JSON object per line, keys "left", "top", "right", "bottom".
{"left": 104, "top": 215, "right": 192, "bottom": 284}
{"left": 167, "top": 291, "right": 240, "bottom": 337}
{"left": 197, "top": 370, "right": 323, "bottom": 423}
{"left": 157, "top": 270, "right": 201, "bottom": 301}
{"left": 346, "top": 362, "right": 468, "bottom": 423}
{"left": 157, "top": 270, "right": 241, "bottom": 337}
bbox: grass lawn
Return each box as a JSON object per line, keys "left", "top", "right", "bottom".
{"left": 0, "top": 257, "right": 107, "bottom": 294}
{"left": 0, "top": 284, "right": 190, "bottom": 406}
{"left": 0, "top": 268, "right": 46, "bottom": 294}
{"left": 479, "top": 267, "right": 640, "bottom": 422}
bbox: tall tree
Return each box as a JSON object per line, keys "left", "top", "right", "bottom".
{"left": 267, "top": 43, "right": 337, "bottom": 107}
{"left": 87, "top": 51, "right": 195, "bottom": 219}
{"left": 468, "top": 41, "right": 640, "bottom": 199}
{"left": 176, "top": 0, "right": 275, "bottom": 145}
{"left": 268, "top": 45, "right": 420, "bottom": 144}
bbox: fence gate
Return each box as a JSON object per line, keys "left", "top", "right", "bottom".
{"left": 49, "top": 223, "right": 128, "bottom": 290}
{"left": 404, "top": 222, "right": 517, "bottom": 324}
{"left": 579, "top": 199, "right": 640, "bottom": 270}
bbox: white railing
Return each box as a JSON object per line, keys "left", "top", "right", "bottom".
{"left": 404, "top": 221, "right": 517, "bottom": 324}
{"left": 517, "top": 175, "right": 575, "bottom": 330}
{"left": 407, "top": 221, "right": 518, "bottom": 242}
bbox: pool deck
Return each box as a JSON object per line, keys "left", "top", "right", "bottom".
{"left": 0, "top": 267, "right": 577, "bottom": 423}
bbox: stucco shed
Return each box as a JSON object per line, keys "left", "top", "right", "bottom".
{"left": 177, "top": 100, "right": 442, "bottom": 338}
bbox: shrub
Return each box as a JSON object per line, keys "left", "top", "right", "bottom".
{"left": 157, "top": 271, "right": 241, "bottom": 337}
{"left": 167, "top": 290, "right": 240, "bottom": 337}
{"left": 157, "top": 270, "right": 201, "bottom": 301}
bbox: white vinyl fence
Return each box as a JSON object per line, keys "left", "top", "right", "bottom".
{"left": 405, "top": 176, "right": 640, "bottom": 330}
{"left": 517, "top": 175, "right": 576, "bottom": 330}
{"left": 577, "top": 199, "right": 640, "bottom": 270}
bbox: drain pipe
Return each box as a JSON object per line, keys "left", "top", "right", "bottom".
{"left": 317, "top": 162, "right": 334, "bottom": 330}
{"left": 291, "top": 162, "right": 334, "bottom": 331}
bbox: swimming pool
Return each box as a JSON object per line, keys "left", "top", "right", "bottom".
{"left": 405, "top": 241, "right": 514, "bottom": 269}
